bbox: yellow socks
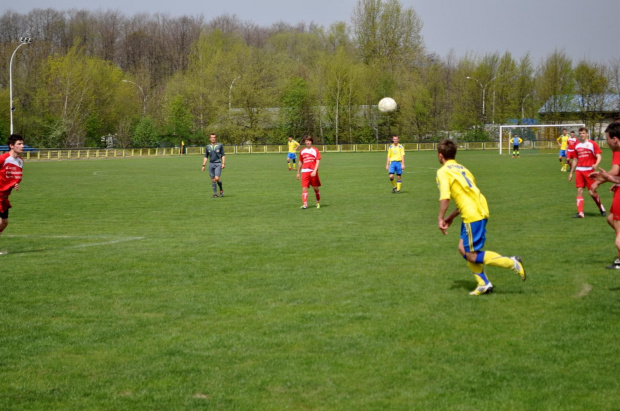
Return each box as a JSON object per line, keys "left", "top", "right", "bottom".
{"left": 482, "top": 251, "right": 514, "bottom": 269}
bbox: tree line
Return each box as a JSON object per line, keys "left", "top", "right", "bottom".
{"left": 1, "top": 0, "right": 618, "bottom": 148}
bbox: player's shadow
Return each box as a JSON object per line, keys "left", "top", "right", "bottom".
{"left": 450, "top": 280, "right": 474, "bottom": 291}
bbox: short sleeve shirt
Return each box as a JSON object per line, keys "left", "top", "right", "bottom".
{"left": 205, "top": 143, "right": 224, "bottom": 163}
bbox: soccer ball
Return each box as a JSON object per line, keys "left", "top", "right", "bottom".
{"left": 378, "top": 97, "right": 397, "bottom": 113}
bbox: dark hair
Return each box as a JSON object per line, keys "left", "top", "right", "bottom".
{"left": 8, "top": 134, "right": 23, "bottom": 147}
{"left": 579, "top": 127, "right": 589, "bottom": 133}
{"left": 605, "top": 122, "right": 620, "bottom": 139}
{"left": 438, "top": 139, "right": 457, "bottom": 160}
{"left": 304, "top": 136, "right": 314, "bottom": 143}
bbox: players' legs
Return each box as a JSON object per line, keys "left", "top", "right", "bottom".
{"left": 396, "top": 174, "right": 402, "bottom": 192}
{"left": 301, "top": 187, "right": 309, "bottom": 208}
{"left": 0, "top": 218, "right": 8, "bottom": 236}
{"left": 287, "top": 157, "right": 291, "bottom": 170}
{"left": 388, "top": 172, "right": 397, "bottom": 192}
{"left": 575, "top": 184, "right": 585, "bottom": 217}
{"left": 458, "top": 221, "right": 525, "bottom": 295}
{"left": 585, "top": 177, "right": 605, "bottom": 215}
{"left": 313, "top": 186, "right": 320, "bottom": 207}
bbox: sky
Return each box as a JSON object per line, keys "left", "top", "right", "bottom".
{"left": 6, "top": 0, "right": 618, "bottom": 64}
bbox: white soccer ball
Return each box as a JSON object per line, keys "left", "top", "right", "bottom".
{"left": 378, "top": 97, "right": 397, "bottom": 113}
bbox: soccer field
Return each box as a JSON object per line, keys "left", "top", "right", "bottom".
{"left": 1, "top": 151, "right": 618, "bottom": 409}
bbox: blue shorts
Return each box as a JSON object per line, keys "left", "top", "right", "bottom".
{"left": 460, "top": 219, "right": 487, "bottom": 253}
{"left": 559, "top": 150, "right": 567, "bottom": 158}
{"left": 388, "top": 161, "right": 402, "bottom": 175}
{"left": 287, "top": 153, "right": 297, "bottom": 160}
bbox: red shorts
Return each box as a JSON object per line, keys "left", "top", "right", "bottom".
{"left": 574, "top": 169, "right": 595, "bottom": 189}
{"left": 567, "top": 150, "right": 577, "bottom": 159}
{"left": 0, "top": 195, "right": 11, "bottom": 218}
{"left": 301, "top": 172, "right": 321, "bottom": 188}
{"left": 611, "top": 187, "right": 620, "bottom": 221}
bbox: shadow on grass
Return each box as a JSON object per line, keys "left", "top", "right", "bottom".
{"left": 450, "top": 280, "right": 474, "bottom": 291}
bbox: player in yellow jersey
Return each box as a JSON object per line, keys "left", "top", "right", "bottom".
{"left": 287, "top": 136, "right": 300, "bottom": 171}
{"left": 557, "top": 128, "right": 570, "bottom": 171}
{"left": 436, "top": 139, "right": 526, "bottom": 295}
{"left": 386, "top": 135, "right": 405, "bottom": 193}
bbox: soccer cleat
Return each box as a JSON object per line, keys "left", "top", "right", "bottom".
{"left": 396, "top": 190, "right": 401, "bottom": 194}
{"left": 601, "top": 210, "right": 607, "bottom": 217}
{"left": 220, "top": 191, "right": 224, "bottom": 197}
{"left": 606, "top": 259, "right": 620, "bottom": 269}
{"left": 511, "top": 256, "right": 526, "bottom": 281}
{"left": 573, "top": 212, "right": 584, "bottom": 218}
{"left": 212, "top": 194, "right": 219, "bottom": 198}
{"left": 469, "top": 283, "right": 494, "bottom": 296}
{"left": 392, "top": 187, "right": 396, "bottom": 193}
{"left": 300, "top": 205, "right": 308, "bottom": 209}
{"left": 316, "top": 203, "right": 320, "bottom": 209}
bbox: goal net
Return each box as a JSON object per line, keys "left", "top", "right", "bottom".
{"left": 498, "top": 123, "right": 585, "bottom": 155}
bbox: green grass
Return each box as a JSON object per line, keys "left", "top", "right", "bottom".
{"left": 1, "top": 150, "right": 619, "bottom": 409}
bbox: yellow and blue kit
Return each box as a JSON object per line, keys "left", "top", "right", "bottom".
{"left": 387, "top": 144, "right": 405, "bottom": 175}
{"left": 437, "top": 159, "right": 489, "bottom": 252}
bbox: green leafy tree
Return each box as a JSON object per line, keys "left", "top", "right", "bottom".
{"left": 279, "top": 76, "right": 315, "bottom": 140}
{"left": 352, "top": 0, "right": 424, "bottom": 70}
{"left": 133, "top": 116, "right": 158, "bottom": 147}
{"left": 574, "top": 60, "right": 609, "bottom": 134}
{"left": 536, "top": 50, "right": 574, "bottom": 123}
{"left": 35, "top": 44, "right": 125, "bottom": 147}
{"left": 165, "top": 94, "right": 194, "bottom": 145}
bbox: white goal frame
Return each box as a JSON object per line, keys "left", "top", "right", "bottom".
{"left": 498, "top": 123, "right": 585, "bottom": 155}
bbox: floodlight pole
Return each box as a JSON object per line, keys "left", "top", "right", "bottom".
{"left": 122, "top": 80, "right": 146, "bottom": 115}
{"left": 229, "top": 76, "right": 241, "bottom": 111}
{"left": 9, "top": 37, "right": 32, "bottom": 135}
{"left": 467, "top": 75, "right": 496, "bottom": 124}
{"left": 521, "top": 92, "right": 534, "bottom": 121}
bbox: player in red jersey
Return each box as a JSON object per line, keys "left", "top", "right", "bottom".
{"left": 296, "top": 136, "right": 321, "bottom": 209}
{"left": 568, "top": 127, "right": 606, "bottom": 218}
{"left": 590, "top": 121, "right": 620, "bottom": 268}
{"left": 566, "top": 130, "right": 578, "bottom": 163}
{"left": 0, "top": 135, "right": 25, "bottom": 237}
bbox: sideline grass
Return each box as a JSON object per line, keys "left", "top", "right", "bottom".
{"left": 1, "top": 151, "right": 619, "bottom": 409}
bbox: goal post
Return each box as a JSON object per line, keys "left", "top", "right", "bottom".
{"left": 498, "top": 123, "right": 585, "bottom": 155}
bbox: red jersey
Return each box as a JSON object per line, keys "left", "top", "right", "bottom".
{"left": 567, "top": 137, "right": 578, "bottom": 151}
{"left": 0, "top": 152, "right": 23, "bottom": 195}
{"left": 299, "top": 147, "right": 321, "bottom": 173}
{"left": 574, "top": 140, "right": 601, "bottom": 170}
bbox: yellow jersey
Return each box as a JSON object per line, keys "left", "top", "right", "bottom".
{"left": 557, "top": 135, "right": 569, "bottom": 150}
{"left": 387, "top": 144, "right": 405, "bottom": 162}
{"left": 436, "top": 159, "right": 489, "bottom": 223}
{"left": 288, "top": 140, "right": 300, "bottom": 153}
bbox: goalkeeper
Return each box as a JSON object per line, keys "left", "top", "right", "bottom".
{"left": 511, "top": 134, "right": 522, "bottom": 158}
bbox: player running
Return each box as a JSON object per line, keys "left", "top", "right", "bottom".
{"left": 557, "top": 129, "right": 570, "bottom": 171}
{"left": 386, "top": 135, "right": 405, "bottom": 193}
{"left": 568, "top": 127, "right": 606, "bottom": 218}
{"left": 286, "top": 136, "right": 300, "bottom": 171}
{"left": 0, "top": 135, "right": 25, "bottom": 238}
{"left": 297, "top": 136, "right": 321, "bottom": 209}
{"left": 436, "top": 139, "right": 526, "bottom": 296}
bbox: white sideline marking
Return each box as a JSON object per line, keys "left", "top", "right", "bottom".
{"left": 4, "top": 235, "right": 145, "bottom": 250}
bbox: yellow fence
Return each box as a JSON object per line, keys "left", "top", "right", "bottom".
{"left": 21, "top": 141, "right": 584, "bottom": 161}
